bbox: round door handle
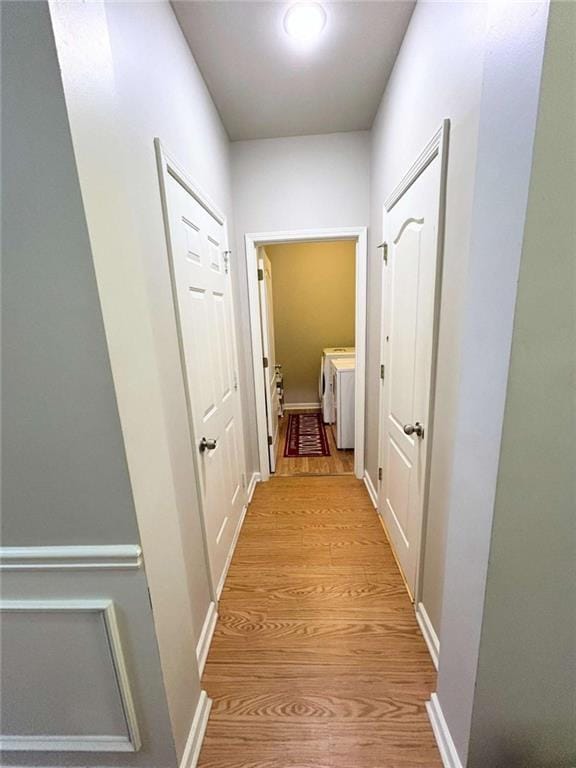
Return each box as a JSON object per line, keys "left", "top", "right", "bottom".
{"left": 199, "top": 437, "right": 217, "bottom": 452}
{"left": 403, "top": 422, "right": 424, "bottom": 438}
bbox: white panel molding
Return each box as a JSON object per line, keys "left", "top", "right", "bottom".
{"left": 0, "top": 545, "right": 142, "bottom": 571}
{"left": 426, "top": 693, "right": 464, "bottom": 768}
{"left": 416, "top": 602, "right": 440, "bottom": 670}
{"left": 283, "top": 401, "right": 321, "bottom": 411}
{"left": 0, "top": 599, "right": 141, "bottom": 753}
{"left": 179, "top": 690, "right": 212, "bottom": 768}
{"left": 363, "top": 471, "right": 378, "bottom": 509}
{"left": 196, "top": 601, "right": 218, "bottom": 677}
{"left": 244, "top": 226, "right": 368, "bottom": 481}
{"left": 247, "top": 471, "right": 260, "bottom": 504}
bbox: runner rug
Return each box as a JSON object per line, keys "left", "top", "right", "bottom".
{"left": 284, "top": 412, "right": 330, "bottom": 458}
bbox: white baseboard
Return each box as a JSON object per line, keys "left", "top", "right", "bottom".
{"left": 179, "top": 690, "right": 212, "bottom": 768}
{"left": 196, "top": 601, "right": 218, "bottom": 677}
{"left": 363, "top": 470, "right": 378, "bottom": 509}
{"left": 216, "top": 503, "right": 248, "bottom": 600}
{"left": 416, "top": 602, "right": 440, "bottom": 670}
{"left": 426, "top": 693, "right": 463, "bottom": 768}
{"left": 247, "top": 471, "right": 260, "bottom": 503}
{"left": 283, "top": 402, "right": 321, "bottom": 411}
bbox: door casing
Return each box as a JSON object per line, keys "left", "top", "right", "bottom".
{"left": 245, "top": 227, "right": 368, "bottom": 481}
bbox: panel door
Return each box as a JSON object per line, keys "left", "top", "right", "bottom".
{"left": 379, "top": 156, "right": 441, "bottom": 598}
{"left": 165, "top": 173, "right": 246, "bottom": 591}
{"left": 258, "top": 250, "right": 280, "bottom": 472}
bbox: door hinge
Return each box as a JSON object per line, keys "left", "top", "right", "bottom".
{"left": 147, "top": 587, "right": 153, "bottom": 611}
{"left": 267, "top": 435, "right": 273, "bottom": 446}
{"left": 223, "top": 250, "right": 231, "bottom": 274}
{"left": 257, "top": 268, "right": 264, "bottom": 281}
{"left": 263, "top": 356, "right": 269, "bottom": 368}
{"left": 233, "top": 371, "right": 238, "bottom": 391}
{"left": 380, "top": 364, "right": 385, "bottom": 381}
{"left": 378, "top": 467, "right": 383, "bottom": 481}
{"left": 378, "top": 241, "right": 388, "bottom": 265}
{"left": 241, "top": 473, "right": 246, "bottom": 489}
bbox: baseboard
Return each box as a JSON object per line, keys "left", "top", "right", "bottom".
{"left": 179, "top": 690, "right": 212, "bottom": 768}
{"left": 196, "top": 601, "right": 218, "bottom": 677}
{"left": 247, "top": 471, "right": 260, "bottom": 503}
{"left": 426, "top": 693, "right": 464, "bottom": 768}
{"left": 363, "top": 470, "right": 378, "bottom": 509}
{"left": 216, "top": 502, "right": 248, "bottom": 599}
{"left": 416, "top": 602, "right": 440, "bottom": 670}
{"left": 283, "top": 402, "right": 321, "bottom": 411}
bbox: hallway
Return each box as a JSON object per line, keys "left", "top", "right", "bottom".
{"left": 199, "top": 476, "right": 442, "bottom": 767}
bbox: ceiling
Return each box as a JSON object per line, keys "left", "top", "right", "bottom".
{"left": 171, "top": 1, "right": 415, "bottom": 141}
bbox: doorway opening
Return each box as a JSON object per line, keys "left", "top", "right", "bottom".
{"left": 245, "top": 228, "right": 367, "bottom": 481}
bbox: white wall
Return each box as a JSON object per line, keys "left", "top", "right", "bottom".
{"left": 466, "top": 3, "right": 575, "bottom": 764}
{"left": 435, "top": 1, "right": 551, "bottom": 762}
{"left": 368, "top": 0, "right": 488, "bottom": 640}
{"left": 231, "top": 131, "right": 371, "bottom": 471}
{"left": 49, "top": 0, "right": 231, "bottom": 760}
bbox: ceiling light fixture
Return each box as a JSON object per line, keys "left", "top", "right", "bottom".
{"left": 284, "top": 2, "right": 327, "bottom": 44}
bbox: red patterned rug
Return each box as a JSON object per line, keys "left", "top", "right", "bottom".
{"left": 284, "top": 412, "right": 331, "bottom": 458}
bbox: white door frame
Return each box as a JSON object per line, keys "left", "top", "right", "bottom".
{"left": 245, "top": 227, "right": 368, "bottom": 481}
{"left": 377, "top": 120, "right": 450, "bottom": 607}
{"left": 155, "top": 138, "right": 248, "bottom": 604}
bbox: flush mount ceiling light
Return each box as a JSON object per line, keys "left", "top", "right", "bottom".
{"left": 284, "top": 3, "right": 327, "bottom": 43}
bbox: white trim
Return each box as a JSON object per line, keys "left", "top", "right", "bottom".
{"left": 416, "top": 602, "right": 440, "bottom": 670}
{"left": 385, "top": 121, "right": 449, "bottom": 212}
{"left": 196, "top": 601, "right": 218, "bottom": 677}
{"left": 283, "top": 401, "right": 321, "bottom": 411}
{"left": 179, "top": 690, "right": 213, "bottom": 768}
{"left": 0, "top": 545, "right": 142, "bottom": 571}
{"left": 244, "top": 227, "right": 368, "bottom": 481}
{"left": 376, "top": 120, "right": 450, "bottom": 606}
{"left": 0, "top": 599, "right": 140, "bottom": 753}
{"left": 247, "top": 471, "right": 260, "bottom": 504}
{"left": 216, "top": 502, "right": 248, "bottom": 599}
{"left": 363, "top": 471, "right": 378, "bottom": 509}
{"left": 426, "top": 693, "right": 464, "bottom": 768}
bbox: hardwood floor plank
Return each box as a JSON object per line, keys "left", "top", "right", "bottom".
{"left": 198, "top": 476, "right": 441, "bottom": 767}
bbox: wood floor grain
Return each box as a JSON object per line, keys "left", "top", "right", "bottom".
{"left": 198, "top": 476, "right": 441, "bottom": 768}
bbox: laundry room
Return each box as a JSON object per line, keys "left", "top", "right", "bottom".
{"left": 255, "top": 239, "right": 358, "bottom": 476}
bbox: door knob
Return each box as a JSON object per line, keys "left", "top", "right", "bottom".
{"left": 403, "top": 422, "right": 424, "bottom": 438}
{"left": 199, "top": 437, "right": 217, "bottom": 452}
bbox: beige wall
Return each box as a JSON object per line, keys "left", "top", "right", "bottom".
{"left": 265, "top": 241, "right": 355, "bottom": 405}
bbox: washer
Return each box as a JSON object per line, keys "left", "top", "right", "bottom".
{"left": 318, "top": 347, "right": 355, "bottom": 423}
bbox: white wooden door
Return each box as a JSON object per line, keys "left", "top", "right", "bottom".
{"left": 258, "top": 249, "right": 280, "bottom": 472}
{"left": 165, "top": 171, "right": 246, "bottom": 592}
{"left": 378, "top": 149, "right": 443, "bottom": 598}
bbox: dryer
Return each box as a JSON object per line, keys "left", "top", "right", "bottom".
{"left": 319, "top": 347, "right": 355, "bottom": 423}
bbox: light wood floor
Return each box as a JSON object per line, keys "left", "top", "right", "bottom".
{"left": 198, "top": 476, "right": 441, "bottom": 768}
{"left": 274, "top": 410, "right": 354, "bottom": 476}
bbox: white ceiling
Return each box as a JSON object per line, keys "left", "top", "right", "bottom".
{"left": 172, "top": 1, "right": 415, "bottom": 141}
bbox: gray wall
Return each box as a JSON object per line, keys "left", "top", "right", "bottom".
{"left": 467, "top": 3, "right": 576, "bottom": 764}
{"left": 1, "top": 3, "right": 176, "bottom": 766}
{"left": 436, "top": 1, "right": 552, "bottom": 762}
{"left": 2, "top": 1, "right": 138, "bottom": 547}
